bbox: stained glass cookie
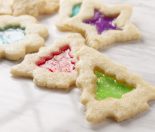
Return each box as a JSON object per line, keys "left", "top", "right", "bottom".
{"left": 12, "top": 0, "right": 59, "bottom": 17}
{"left": 76, "top": 46, "right": 155, "bottom": 123}
{"left": 11, "top": 34, "right": 85, "bottom": 90}
{"left": 57, "top": 0, "right": 141, "bottom": 50}
{"left": 0, "top": 15, "right": 48, "bottom": 61}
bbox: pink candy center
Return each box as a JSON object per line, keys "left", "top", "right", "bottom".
{"left": 36, "top": 45, "right": 75, "bottom": 72}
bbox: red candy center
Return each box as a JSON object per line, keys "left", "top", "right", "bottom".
{"left": 36, "top": 45, "right": 75, "bottom": 72}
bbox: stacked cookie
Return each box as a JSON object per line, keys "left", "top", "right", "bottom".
{"left": 0, "top": 0, "right": 155, "bottom": 124}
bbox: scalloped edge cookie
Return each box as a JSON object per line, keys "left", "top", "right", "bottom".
{"left": 12, "top": 0, "right": 59, "bottom": 17}
{"left": 76, "top": 46, "right": 155, "bottom": 123}
{"left": 57, "top": 0, "right": 141, "bottom": 50}
{"left": 0, "top": 15, "right": 48, "bottom": 61}
{"left": 0, "top": 0, "right": 59, "bottom": 17}
{"left": 11, "top": 33, "right": 85, "bottom": 90}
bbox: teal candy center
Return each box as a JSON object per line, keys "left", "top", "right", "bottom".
{"left": 95, "top": 71, "right": 133, "bottom": 100}
{"left": 70, "top": 3, "right": 81, "bottom": 17}
{"left": 0, "top": 26, "right": 25, "bottom": 44}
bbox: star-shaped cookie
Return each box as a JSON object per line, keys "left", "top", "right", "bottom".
{"left": 0, "top": 15, "right": 48, "bottom": 61}
{"left": 57, "top": 0, "right": 141, "bottom": 50}
{"left": 76, "top": 46, "right": 155, "bottom": 123}
{"left": 11, "top": 34, "right": 85, "bottom": 90}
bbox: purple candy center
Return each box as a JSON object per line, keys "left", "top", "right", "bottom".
{"left": 84, "top": 10, "right": 119, "bottom": 34}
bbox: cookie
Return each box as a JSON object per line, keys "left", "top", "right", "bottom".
{"left": 0, "top": 15, "right": 48, "bottom": 61}
{"left": 76, "top": 46, "right": 155, "bottom": 123}
{"left": 11, "top": 33, "right": 85, "bottom": 90}
{"left": 0, "top": 0, "right": 13, "bottom": 15}
{"left": 12, "top": 0, "right": 59, "bottom": 17}
{"left": 40, "top": 0, "right": 59, "bottom": 15}
{"left": 57, "top": 0, "right": 141, "bottom": 50}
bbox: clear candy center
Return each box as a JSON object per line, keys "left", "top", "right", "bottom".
{"left": 95, "top": 71, "right": 133, "bottom": 100}
{"left": 84, "top": 10, "right": 119, "bottom": 34}
{"left": 70, "top": 3, "right": 81, "bottom": 17}
{"left": 0, "top": 26, "right": 25, "bottom": 44}
{"left": 36, "top": 45, "right": 76, "bottom": 72}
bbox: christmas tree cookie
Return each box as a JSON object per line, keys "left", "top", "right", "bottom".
{"left": 0, "top": 15, "right": 48, "bottom": 60}
{"left": 57, "top": 0, "right": 141, "bottom": 50}
{"left": 76, "top": 46, "right": 155, "bottom": 123}
{"left": 11, "top": 34, "right": 85, "bottom": 90}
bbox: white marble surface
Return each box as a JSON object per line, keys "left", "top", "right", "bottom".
{"left": 0, "top": 0, "right": 155, "bottom": 132}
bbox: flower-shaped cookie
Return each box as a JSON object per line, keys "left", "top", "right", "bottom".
{"left": 0, "top": 0, "right": 59, "bottom": 17}
{"left": 12, "top": 0, "right": 59, "bottom": 17}
{"left": 57, "top": 0, "right": 141, "bottom": 50}
{"left": 11, "top": 34, "right": 85, "bottom": 89}
{"left": 76, "top": 46, "right": 155, "bottom": 123}
{"left": 0, "top": 15, "right": 48, "bottom": 60}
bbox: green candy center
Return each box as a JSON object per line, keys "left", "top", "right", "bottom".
{"left": 0, "top": 26, "right": 25, "bottom": 44}
{"left": 70, "top": 3, "right": 81, "bottom": 17}
{"left": 95, "top": 71, "right": 133, "bottom": 100}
